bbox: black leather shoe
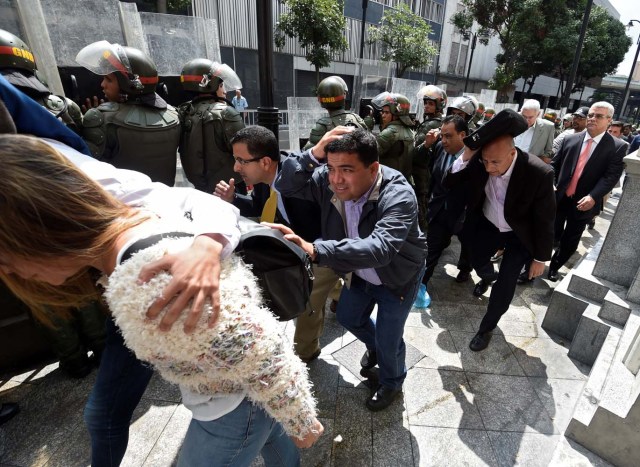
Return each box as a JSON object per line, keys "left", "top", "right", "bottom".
{"left": 547, "top": 269, "right": 559, "bottom": 282}
{"left": 469, "top": 331, "right": 492, "bottom": 352}
{"left": 360, "top": 349, "right": 378, "bottom": 369}
{"left": 587, "top": 219, "right": 596, "bottom": 230}
{"left": 366, "top": 385, "right": 402, "bottom": 412}
{"left": 472, "top": 280, "right": 490, "bottom": 297}
{"left": 517, "top": 271, "right": 534, "bottom": 285}
{"left": 455, "top": 270, "right": 471, "bottom": 283}
{"left": 359, "top": 367, "right": 380, "bottom": 388}
{"left": 0, "top": 403, "right": 19, "bottom": 426}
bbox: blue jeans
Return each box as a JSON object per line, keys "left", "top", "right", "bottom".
{"left": 84, "top": 318, "right": 153, "bottom": 467}
{"left": 336, "top": 271, "right": 423, "bottom": 390}
{"left": 177, "top": 398, "right": 300, "bottom": 467}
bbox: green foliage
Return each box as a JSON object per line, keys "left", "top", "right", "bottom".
{"left": 274, "top": 0, "right": 348, "bottom": 85}
{"left": 133, "top": 0, "right": 192, "bottom": 14}
{"left": 367, "top": 3, "right": 438, "bottom": 78}
{"left": 451, "top": 0, "right": 632, "bottom": 100}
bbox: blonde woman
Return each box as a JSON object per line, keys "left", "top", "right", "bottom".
{"left": 0, "top": 134, "right": 322, "bottom": 466}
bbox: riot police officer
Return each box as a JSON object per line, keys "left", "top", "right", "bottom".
{"left": 303, "top": 76, "right": 368, "bottom": 150}
{"left": 471, "top": 101, "right": 485, "bottom": 128}
{"left": 446, "top": 96, "right": 478, "bottom": 129}
{"left": 76, "top": 41, "right": 181, "bottom": 186}
{"left": 178, "top": 58, "right": 245, "bottom": 193}
{"left": 413, "top": 85, "right": 447, "bottom": 230}
{"left": 0, "top": 29, "right": 83, "bottom": 132}
{"left": 371, "top": 91, "right": 415, "bottom": 180}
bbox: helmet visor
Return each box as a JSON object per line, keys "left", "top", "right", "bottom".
{"left": 371, "top": 91, "right": 395, "bottom": 110}
{"left": 75, "top": 41, "right": 132, "bottom": 77}
{"left": 210, "top": 62, "right": 242, "bottom": 93}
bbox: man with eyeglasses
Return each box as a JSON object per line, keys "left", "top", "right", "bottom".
{"left": 443, "top": 109, "right": 556, "bottom": 351}
{"left": 549, "top": 102, "right": 626, "bottom": 281}
{"left": 213, "top": 125, "right": 339, "bottom": 364}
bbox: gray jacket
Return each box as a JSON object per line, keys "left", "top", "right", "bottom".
{"left": 276, "top": 151, "right": 426, "bottom": 298}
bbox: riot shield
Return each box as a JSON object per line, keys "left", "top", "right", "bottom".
{"left": 286, "top": 96, "right": 326, "bottom": 152}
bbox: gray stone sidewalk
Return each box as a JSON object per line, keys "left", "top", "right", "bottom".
{"left": 0, "top": 199, "right": 620, "bottom": 466}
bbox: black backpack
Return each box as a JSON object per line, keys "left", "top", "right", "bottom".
{"left": 236, "top": 217, "right": 314, "bottom": 321}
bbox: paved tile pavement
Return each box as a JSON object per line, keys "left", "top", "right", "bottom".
{"left": 0, "top": 196, "right": 620, "bottom": 466}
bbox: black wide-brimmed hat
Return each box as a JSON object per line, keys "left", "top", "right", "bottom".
{"left": 463, "top": 108, "right": 528, "bottom": 150}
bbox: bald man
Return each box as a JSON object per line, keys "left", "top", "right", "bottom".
{"left": 445, "top": 110, "right": 556, "bottom": 351}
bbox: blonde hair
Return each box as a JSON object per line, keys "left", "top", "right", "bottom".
{"left": 0, "top": 134, "right": 144, "bottom": 323}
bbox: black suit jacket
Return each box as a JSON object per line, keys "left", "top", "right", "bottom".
{"left": 444, "top": 149, "right": 556, "bottom": 261}
{"left": 551, "top": 131, "right": 626, "bottom": 219}
{"left": 233, "top": 156, "right": 322, "bottom": 242}
{"left": 426, "top": 142, "right": 467, "bottom": 233}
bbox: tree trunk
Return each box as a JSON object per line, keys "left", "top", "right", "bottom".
{"left": 315, "top": 66, "right": 320, "bottom": 88}
{"left": 157, "top": 0, "right": 167, "bottom": 14}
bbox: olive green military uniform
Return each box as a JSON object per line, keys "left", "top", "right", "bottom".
{"left": 413, "top": 116, "right": 443, "bottom": 230}
{"left": 36, "top": 94, "right": 83, "bottom": 133}
{"left": 303, "top": 109, "right": 369, "bottom": 150}
{"left": 377, "top": 120, "right": 415, "bottom": 180}
{"left": 178, "top": 96, "right": 245, "bottom": 192}
{"left": 83, "top": 102, "right": 181, "bottom": 186}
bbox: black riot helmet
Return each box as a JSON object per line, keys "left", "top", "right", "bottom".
{"left": 0, "top": 29, "right": 36, "bottom": 73}
{"left": 417, "top": 85, "right": 447, "bottom": 113}
{"left": 0, "top": 29, "right": 49, "bottom": 94}
{"left": 180, "top": 58, "right": 242, "bottom": 94}
{"left": 76, "top": 41, "right": 159, "bottom": 96}
{"left": 317, "top": 76, "right": 347, "bottom": 110}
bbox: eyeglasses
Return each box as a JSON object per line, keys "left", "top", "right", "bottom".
{"left": 233, "top": 155, "right": 266, "bottom": 165}
{"left": 587, "top": 113, "right": 610, "bottom": 120}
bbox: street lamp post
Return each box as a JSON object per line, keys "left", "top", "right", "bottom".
{"left": 463, "top": 32, "right": 477, "bottom": 93}
{"left": 619, "top": 19, "right": 640, "bottom": 120}
{"left": 256, "top": 0, "right": 279, "bottom": 140}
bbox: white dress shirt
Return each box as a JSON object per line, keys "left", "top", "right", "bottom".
{"left": 482, "top": 154, "right": 518, "bottom": 232}
{"left": 579, "top": 130, "right": 606, "bottom": 163}
{"left": 514, "top": 125, "right": 535, "bottom": 152}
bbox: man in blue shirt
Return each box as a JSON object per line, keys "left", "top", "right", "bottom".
{"left": 231, "top": 89, "right": 249, "bottom": 121}
{"left": 272, "top": 128, "right": 426, "bottom": 411}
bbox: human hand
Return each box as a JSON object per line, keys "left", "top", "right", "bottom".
{"left": 311, "top": 126, "right": 355, "bottom": 160}
{"left": 81, "top": 96, "right": 103, "bottom": 113}
{"left": 292, "top": 418, "right": 324, "bottom": 448}
{"left": 138, "top": 234, "right": 226, "bottom": 333}
{"left": 425, "top": 128, "right": 440, "bottom": 148}
{"left": 214, "top": 178, "right": 236, "bottom": 203}
{"left": 576, "top": 195, "right": 595, "bottom": 212}
{"left": 261, "top": 222, "right": 315, "bottom": 259}
{"left": 462, "top": 145, "right": 479, "bottom": 162}
{"left": 529, "top": 260, "right": 545, "bottom": 280}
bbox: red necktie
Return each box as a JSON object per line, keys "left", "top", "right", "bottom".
{"left": 565, "top": 138, "right": 594, "bottom": 197}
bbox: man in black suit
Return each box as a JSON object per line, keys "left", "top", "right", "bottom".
{"left": 214, "top": 125, "right": 338, "bottom": 364}
{"left": 445, "top": 109, "right": 556, "bottom": 351}
{"left": 549, "top": 102, "right": 626, "bottom": 281}
{"left": 421, "top": 115, "right": 473, "bottom": 292}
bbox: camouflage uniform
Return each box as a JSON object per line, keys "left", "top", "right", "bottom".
{"left": 303, "top": 108, "right": 368, "bottom": 150}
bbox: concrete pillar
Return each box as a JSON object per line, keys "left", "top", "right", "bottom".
{"left": 593, "top": 151, "right": 640, "bottom": 292}
{"left": 15, "top": 0, "right": 64, "bottom": 95}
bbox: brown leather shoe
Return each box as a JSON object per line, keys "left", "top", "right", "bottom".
{"left": 300, "top": 349, "right": 321, "bottom": 364}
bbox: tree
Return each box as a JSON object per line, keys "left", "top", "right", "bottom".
{"left": 367, "top": 3, "right": 437, "bottom": 78}
{"left": 274, "top": 0, "right": 348, "bottom": 86}
{"left": 451, "top": 0, "right": 526, "bottom": 99}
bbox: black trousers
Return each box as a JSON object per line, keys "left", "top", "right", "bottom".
{"left": 422, "top": 213, "right": 472, "bottom": 286}
{"left": 551, "top": 195, "right": 589, "bottom": 270}
{"left": 471, "top": 216, "right": 531, "bottom": 334}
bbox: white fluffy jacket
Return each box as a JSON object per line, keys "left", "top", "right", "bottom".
{"left": 104, "top": 237, "right": 317, "bottom": 438}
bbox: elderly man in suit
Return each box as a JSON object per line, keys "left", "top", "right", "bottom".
{"left": 445, "top": 109, "right": 556, "bottom": 351}
{"left": 548, "top": 102, "right": 626, "bottom": 281}
{"left": 515, "top": 99, "right": 555, "bottom": 163}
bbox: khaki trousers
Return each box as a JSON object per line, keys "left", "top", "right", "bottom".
{"left": 294, "top": 265, "right": 340, "bottom": 359}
